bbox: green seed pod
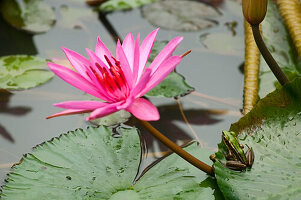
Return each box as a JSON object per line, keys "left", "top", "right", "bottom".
{"left": 242, "top": 0, "right": 268, "bottom": 25}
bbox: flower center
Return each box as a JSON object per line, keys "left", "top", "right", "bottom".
{"left": 88, "top": 55, "right": 129, "bottom": 100}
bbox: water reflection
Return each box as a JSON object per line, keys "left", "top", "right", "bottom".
{"left": 0, "top": 90, "right": 31, "bottom": 142}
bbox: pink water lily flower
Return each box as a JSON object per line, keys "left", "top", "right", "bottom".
{"left": 47, "top": 29, "right": 183, "bottom": 121}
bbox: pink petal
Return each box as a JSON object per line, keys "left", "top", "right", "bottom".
{"left": 138, "top": 56, "right": 182, "bottom": 97}
{"left": 116, "top": 40, "right": 133, "bottom": 88}
{"left": 47, "top": 63, "right": 106, "bottom": 100}
{"left": 138, "top": 28, "right": 159, "bottom": 80}
{"left": 62, "top": 47, "right": 91, "bottom": 81}
{"left": 86, "top": 102, "right": 120, "bottom": 121}
{"left": 46, "top": 109, "right": 92, "bottom": 119}
{"left": 116, "top": 95, "right": 134, "bottom": 110}
{"left": 126, "top": 98, "right": 159, "bottom": 121}
{"left": 122, "top": 32, "right": 135, "bottom": 71}
{"left": 86, "top": 48, "right": 110, "bottom": 72}
{"left": 149, "top": 37, "right": 183, "bottom": 75}
{"left": 95, "top": 36, "right": 115, "bottom": 66}
{"left": 54, "top": 100, "right": 107, "bottom": 109}
{"left": 132, "top": 34, "right": 140, "bottom": 84}
{"left": 131, "top": 68, "right": 151, "bottom": 97}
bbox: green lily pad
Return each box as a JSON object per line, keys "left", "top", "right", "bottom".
{"left": 214, "top": 78, "right": 301, "bottom": 200}
{"left": 0, "top": 55, "right": 54, "bottom": 90}
{"left": 99, "top": 0, "right": 157, "bottom": 12}
{"left": 0, "top": 0, "right": 56, "bottom": 33}
{"left": 1, "top": 125, "right": 223, "bottom": 199}
{"left": 0, "top": 126, "right": 142, "bottom": 199}
{"left": 142, "top": 0, "right": 220, "bottom": 32}
{"left": 146, "top": 41, "right": 194, "bottom": 98}
{"left": 146, "top": 71, "right": 194, "bottom": 98}
{"left": 135, "top": 143, "right": 224, "bottom": 200}
{"left": 259, "top": 0, "right": 301, "bottom": 97}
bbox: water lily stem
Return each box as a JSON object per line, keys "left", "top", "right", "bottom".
{"left": 138, "top": 119, "right": 215, "bottom": 177}
{"left": 251, "top": 24, "right": 289, "bottom": 85}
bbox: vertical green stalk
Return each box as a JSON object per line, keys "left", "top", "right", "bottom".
{"left": 251, "top": 24, "right": 289, "bottom": 86}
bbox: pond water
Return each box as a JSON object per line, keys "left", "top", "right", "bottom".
{"left": 0, "top": 0, "right": 244, "bottom": 184}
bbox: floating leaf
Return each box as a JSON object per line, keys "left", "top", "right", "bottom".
{"left": 0, "top": 55, "right": 54, "bottom": 90}
{"left": 259, "top": 0, "right": 301, "bottom": 97}
{"left": 1, "top": 126, "right": 141, "bottom": 199}
{"left": 142, "top": 0, "right": 220, "bottom": 32}
{"left": 200, "top": 33, "right": 244, "bottom": 56}
{"left": 147, "top": 41, "right": 194, "bottom": 98}
{"left": 214, "top": 78, "right": 301, "bottom": 199}
{"left": 146, "top": 71, "right": 194, "bottom": 98}
{"left": 0, "top": 0, "right": 56, "bottom": 33}
{"left": 99, "top": 0, "right": 157, "bottom": 12}
{"left": 135, "top": 143, "right": 224, "bottom": 200}
{"left": 1, "top": 125, "right": 223, "bottom": 199}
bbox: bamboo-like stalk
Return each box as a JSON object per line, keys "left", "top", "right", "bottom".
{"left": 243, "top": 20, "right": 260, "bottom": 115}
{"left": 277, "top": 0, "right": 301, "bottom": 59}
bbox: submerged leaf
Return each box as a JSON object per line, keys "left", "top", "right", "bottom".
{"left": 99, "top": 0, "right": 157, "bottom": 12}
{"left": 142, "top": 0, "right": 220, "bottom": 32}
{"left": 200, "top": 33, "right": 244, "bottom": 56}
{"left": 0, "top": 0, "right": 56, "bottom": 33}
{"left": 214, "top": 78, "right": 301, "bottom": 199}
{"left": 0, "top": 55, "right": 54, "bottom": 90}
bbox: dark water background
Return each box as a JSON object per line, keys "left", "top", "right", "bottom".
{"left": 0, "top": 0, "right": 244, "bottom": 184}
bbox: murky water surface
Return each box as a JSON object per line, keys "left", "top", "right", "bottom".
{"left": 0, "top": 0, "right": 244, "bottom": 183}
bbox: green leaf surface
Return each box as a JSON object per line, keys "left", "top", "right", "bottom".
{"left": 1, "top": 126, "right": 223, "bottom": 199}
{"left": 146, "top": 71, "right": 194, "bottom": 98}
{"left": 214, "top": 78, "right": 301, "bottom": 200}
{"left": 0, "top": 0, "right": 56, "bottom": 33}
{"left": 99, "top": 0, "right": 157, "bottom": 12}
{"left": 0, "top": 55, "right": 54, "bottom": 90}
{"left": 1, "top": 126, "right": 142, "bottom": 199}
{"left": 146, "top": 41, "right": 194, "bottom": 98}
{"left": 259, "top": 0, "right": 301, "bottom": 97}
{"left": 142, "top": 0, "right": 220, "bottom": 32}
{"left": 135, "top": 143, "right": 224, "bottom": 200}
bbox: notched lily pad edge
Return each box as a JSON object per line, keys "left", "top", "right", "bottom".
{"left": 0, "top": 125, "right": 144, "bottom": 193}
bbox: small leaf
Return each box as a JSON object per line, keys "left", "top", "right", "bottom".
{"left": 99, "top": 0, "right": 157, "bottom": 12}
{"left": 0, "top": 55, "right": 54, "bottom": 90}
{"left": 146, "top": 71, "right": 194, "bottom": 98}
{"left": 142, "top": 0, "right": 220, "bottom": 32}
{"left": 0, "top": 0, "right": 56, "bottom": 33}
{"left": 147, "top": 41, "right": 194, "bottom": 98}
{"left": 214, "top": 77, "right": 301, "bottom": 200}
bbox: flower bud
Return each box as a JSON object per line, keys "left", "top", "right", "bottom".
{"left": 242, "top": 0, "right": 268, "bottom": 25}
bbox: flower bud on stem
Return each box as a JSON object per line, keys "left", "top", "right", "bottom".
{"left": 138, "top": 119, "right": 215, "bottom": 177}
{"left": 242, "top": 0, "right": 289, "bottom": 86}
